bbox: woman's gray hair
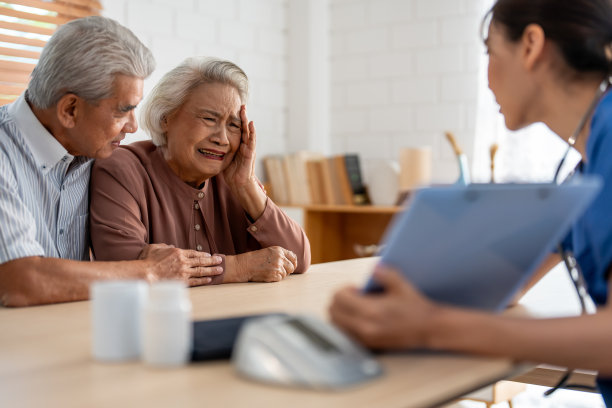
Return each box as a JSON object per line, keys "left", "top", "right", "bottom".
{"left": 28, "top": 16, "right": 155, "bottom": 109}
{"left": 141, "top": 57, "right": 249, "bottom": 146}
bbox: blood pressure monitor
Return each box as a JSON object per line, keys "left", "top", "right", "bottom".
{"left": 231, "top": 314, "right": 383, "bottom": 389}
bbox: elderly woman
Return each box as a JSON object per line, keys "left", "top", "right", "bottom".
{"left": 89, "top": 57, "right": 310, "bottom": 285}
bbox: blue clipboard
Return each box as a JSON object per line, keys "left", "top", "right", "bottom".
{"left": 363, "top": 177, "right": 603, "bottom": 311}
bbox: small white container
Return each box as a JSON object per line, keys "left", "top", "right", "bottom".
{"left": 91, "top": 280, "right": 147, "bottom": 362}
{"left": 142, "top": 281, "right": 192, "bottom": 367}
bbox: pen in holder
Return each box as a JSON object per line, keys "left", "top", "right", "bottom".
{"left": 489, "top": 143, "right": 499, "bottom": 183}
{"left": 444, "top": 131, "right": 471, "bottom": 185}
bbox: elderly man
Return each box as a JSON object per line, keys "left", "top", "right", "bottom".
{"left": 0, "top": 16, "right": 222, "bottom": 307}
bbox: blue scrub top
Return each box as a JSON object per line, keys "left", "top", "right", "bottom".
{"left": 563, "top": 90, "right": 612, "bottom": 306}
{"left": 563, "top": 89, "right": 612, "bottom": 403}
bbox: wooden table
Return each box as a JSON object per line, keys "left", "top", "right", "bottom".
{"left": 0, "top": 257, "right": 521, "bottom": 408}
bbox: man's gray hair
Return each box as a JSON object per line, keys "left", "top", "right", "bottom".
{"left": 141, "top": 56, "right": 249, "bottom": 146}
{"left": 28, "top": 16, "right": 155, "bottom": 109}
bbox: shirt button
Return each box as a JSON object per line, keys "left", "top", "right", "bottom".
{"left": 59, "top": 229, "right": 64, "bottom": 235}
{"left": 250, "top": 226, "right": 258, "bottom": 232}
{"left": 196, "top": 245, "right": 203, "bottom": 251}
{"left": 195, "top": 224, "right": 201, "bottom": 231}
{"left": 194, "top": 203, "right": 200, "bottom": 210}
{"left": 198, "top": 192, "right": 204, "bottom": 199}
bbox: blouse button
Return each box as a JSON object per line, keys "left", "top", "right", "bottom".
{"left": 196, "top": 245, "right": 203, "bottom": 251}
{"left": 195, "top": 224, "right": 201, "bottom": 231}
{"left": 250, "top": 226, "right": 258, "bottom": 232}
{"left": 194, "top": 203, "right": 200, "bottom": 210}
{"left": 198, "top": 192, "right": 204, "bottom": 199}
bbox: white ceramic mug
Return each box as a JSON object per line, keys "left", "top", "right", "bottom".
{"left": 90, "top": 280, "right": 148, "bottom": 362}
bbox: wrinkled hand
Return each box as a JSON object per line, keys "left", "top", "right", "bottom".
{"left": 223, "top": 105, "right": 258, "bottom": 191}
{"left": 225, "top": 246, "right": 298, "bottom": 283}
{"left": 329, "top": 265, "right": 436, "bottom": 350}
{"left": 139, "top": 243, "right": 223, "bottom": 286}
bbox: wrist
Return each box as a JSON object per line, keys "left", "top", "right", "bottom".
{"left": 421, "top": 304, "right": 449, "bottom": 350}
{"left": 139, "top": 259, "right": 157, "bottom": 282}
{"left": 234, "top": 179, "right": 266, "bottom": 220}
{"left": 223, "top": 254, "right": 249, "bottom": 283}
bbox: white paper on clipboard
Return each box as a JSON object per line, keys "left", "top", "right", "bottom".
{"left": 363, "top": 177, "right": 603, "bottom": 311}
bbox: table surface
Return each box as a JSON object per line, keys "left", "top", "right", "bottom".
{"left": 0, "top": 257, "right": 553, "bottom": 408}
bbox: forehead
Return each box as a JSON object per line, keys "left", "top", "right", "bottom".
{"left": 183, "top": 82, "right": 242, "bottom": 113}
{"left": 110, "top": 74, "right": 143, "bottom": 101}
{"left": 486, "top": 21, "right": 510, "bottom": 45}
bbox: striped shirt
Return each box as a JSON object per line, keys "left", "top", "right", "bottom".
{"left": 0, "top": 93, "right": 93, "bottom": 263}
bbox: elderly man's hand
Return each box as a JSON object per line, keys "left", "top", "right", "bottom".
{"left": 224, "top": 247, "right": 298, "bottom": 283}
{"left": 329, "top": 265, "right": 437, "bottom": 350}
{"left": 139, "top": 243, "right": 223, "bottom": 286}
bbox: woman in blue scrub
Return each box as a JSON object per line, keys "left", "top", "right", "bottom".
{"left": 330, "top": 0, "right": 612, "bottom": 404}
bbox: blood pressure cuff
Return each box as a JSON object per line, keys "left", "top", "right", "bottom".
{"left": 190, "top": 313, "right": 287, "bottom": 361}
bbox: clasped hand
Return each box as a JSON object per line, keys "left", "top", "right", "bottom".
{"left": 139, "top": 243, "right": 223, "bottom": 286}
{"left": 225, "top": 246, "right": 298, "bottom": 283}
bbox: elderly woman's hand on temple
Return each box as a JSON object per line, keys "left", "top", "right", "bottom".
{"left": 223, "top": 106, "right": 267, "bottom": 219}
{"left": 224, "top": 246, "right": 298, "bottom": 283}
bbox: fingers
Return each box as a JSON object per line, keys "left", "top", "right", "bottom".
{"left": 185, "top": 252, "right": 223, "bottom": 268}
{"left": 373, "top": 265, "right": 423, "bottom": 299}
{"left": 283, "top": 249, "right": 298, "bottom": 270}
{"left": 281, "top": 255, "right": 295, "bottom": 276}
{"left": 187, "top": 277, "right": 213, "bottom": 287}
{"left": 190, "top": 265, "right": 223, "bottom": 278}
{"left": 331, "top": 285, "right": 386, "bottom": 324}
{"left": 372, "top": 265, "right": 407, "bottom": 293}
{"left": 240, "top": 105, "right": 249, "bottom": 144}
{"left": 248, "top": 120, "right": 256, "bottom": 149}
{"left": 183, "top": 249, "right": 210, "bottom": 258}
{"left": 329, "top": 287, "right": 377, "bottom": 343}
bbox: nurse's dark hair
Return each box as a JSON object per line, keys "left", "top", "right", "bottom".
{"left": 484, "top": 0, "right": 612, "bottom": 75}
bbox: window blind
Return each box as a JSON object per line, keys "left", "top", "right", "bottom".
{"left": 0, "top": 0, "right": 102, "bottom": 106}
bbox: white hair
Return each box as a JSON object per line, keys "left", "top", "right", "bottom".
{"left": 28, "top": 16, "right": 155, "bottom": 109}
{"left": 140, "top": 56, "right": 249, "bottom": 146}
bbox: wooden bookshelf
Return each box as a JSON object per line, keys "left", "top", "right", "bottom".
{"left": 300, "top": 205, "right": 403, "bottom": 264}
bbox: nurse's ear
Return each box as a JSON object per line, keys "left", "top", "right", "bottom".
{"left": 520, "top": 23, "right": 546, "bottom": 72}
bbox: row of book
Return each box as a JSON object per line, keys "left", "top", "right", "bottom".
{"left": 263, "top": 153, "right": 370, "bottom": 206}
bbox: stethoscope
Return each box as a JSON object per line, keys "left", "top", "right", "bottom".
{"left": 545, "top": 76, "right": 610, "bottom": 396}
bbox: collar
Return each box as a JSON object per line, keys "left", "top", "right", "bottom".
{"left": 151, "top": 144, "right": 210, "bottom": 200}
{"left": 7, "top": 93, "right": 73, "bottom": 175}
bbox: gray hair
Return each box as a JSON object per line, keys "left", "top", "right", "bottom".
{"left": 28, "top": 16, "right": 155, "bottom": 109}
{"left": 141, "top": 57, "right": 249, "bottom": 146}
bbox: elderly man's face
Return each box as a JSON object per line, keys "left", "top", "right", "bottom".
{"left": 64, "top": 74, "right": 143, "bottom": 159}
{"left": 162, "top": 82, "right": 242, "bottom": 188}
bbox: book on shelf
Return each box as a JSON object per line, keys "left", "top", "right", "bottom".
{"left": 263, "top": 152, "right": 369, "bottom": 206}
{"left": 263, "top": 156, "right": 289, "bottom": 205}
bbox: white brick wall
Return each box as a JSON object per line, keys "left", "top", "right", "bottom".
{"left": 102, "top": 0, "right": 289, "bottom": 178}
{"left": 330, "top": 0, "right": 485, "bottom": 183}
{"left": 103, "top": 0, "right": 487, "bottom": 184}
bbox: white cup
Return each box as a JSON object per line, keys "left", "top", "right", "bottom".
{"left": 90, "top": 280, "right": 147, "bottom": 362}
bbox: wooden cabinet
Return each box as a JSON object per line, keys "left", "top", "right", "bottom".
{"left": 301, "top": 205, "right": 403, "bottom": 264}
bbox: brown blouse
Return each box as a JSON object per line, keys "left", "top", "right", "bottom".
{"left": 89, "top": 141, "right": 311, "bottom": 282}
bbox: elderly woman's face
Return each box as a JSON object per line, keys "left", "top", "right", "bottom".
{"left": 162, "top": 82, "right": 242, "bottom": 187}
